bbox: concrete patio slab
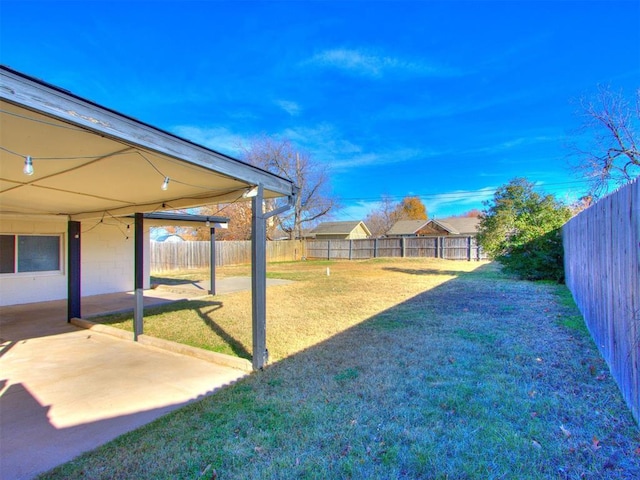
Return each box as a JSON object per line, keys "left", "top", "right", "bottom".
{"left": 0, "top": 288, "right": 251, "bottom": 480}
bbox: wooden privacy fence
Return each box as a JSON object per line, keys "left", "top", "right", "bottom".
{"left": 151, "top": 240, "right": 306, "bottom": 271}
{"left": 563, "top": 178, "right": 639, "bottom": 423}
{"left": 306, "top": 236, "right": 486, "bottom": 261}
{"left": 151, "top": 235, "right": 485, "bottom": 271}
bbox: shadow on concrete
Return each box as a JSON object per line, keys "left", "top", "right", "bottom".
{"left": 0, "top": 381, "right": 224, "bottom": 480}
{"left": 0, "top": 298, "right": 247, "bottom": 480}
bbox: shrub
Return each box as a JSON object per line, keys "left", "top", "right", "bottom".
{"left": 477, "top": 178, "right": 572, "bottom": 282}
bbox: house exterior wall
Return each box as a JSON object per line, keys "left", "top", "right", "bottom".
{"left": 0, "top": 215, "right": 151, "bottom": 306}
{"left": 416, "top": 225, "right": 448, "bottom": 236}
{"left": 0, "top": 216, "right": 68, "bottom": 305}
{"left": 315, "top": 233, "right": 348, "bottom": 240}
{"left": 347, "top": 225, "right": 370, "bottom": 239}
{"left": 81, "top": 222, "right": 151, "bottom": 296}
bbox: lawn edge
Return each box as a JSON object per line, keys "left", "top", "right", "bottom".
{"left": 71, "top": 317, "right": 252, "bottom": 372}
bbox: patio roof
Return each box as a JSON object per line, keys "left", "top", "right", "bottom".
{"left": 0, "top": 65, "right": 296, "bottom": 370}
{"left": 0, "top": 65, "right": 295, "bottom": 220}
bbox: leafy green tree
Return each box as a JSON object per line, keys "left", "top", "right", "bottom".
{"left": 477, "top": 178, "right": 572, "bottom": 282}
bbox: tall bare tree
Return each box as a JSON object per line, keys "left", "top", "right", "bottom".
{"left": 572, "top": 86, "right": 639, "bottom": 195}
{"left": 242, "top": 137, "right": 337, "bottom": 239}
{"left": 364, "top": 195, "right": 428, "bottom": 237}
{"left": 365, "top": 196, "right": 402, "bottom": 237}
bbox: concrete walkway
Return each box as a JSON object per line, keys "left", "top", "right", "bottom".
{"left": 0, "top": 277, "right": 292, "bottom": 480}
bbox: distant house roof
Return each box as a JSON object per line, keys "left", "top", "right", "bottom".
{"left": 153, "top": 233, "right": 185, "bottom": 243}
{"left": 387, "top": 217, "right": 481, "bottom": 236}
{"left": 269, "top": 227, "right": 290, "bottom": 241}
{"left": 386, "top": 219, "right": 430, "bottom": 236}
{"left": 311, "top": 221, "right": 372, "bottom": 237}
{"left": 431, "top": 217, "right": 481, "bottom": 235}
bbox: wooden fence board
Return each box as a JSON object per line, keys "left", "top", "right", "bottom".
{"left": 152, "top": 235, "right": 486, "bottom": 272}
{"left": 305, "top": 236, "right": 486, "bottom": 261}
{"left": 563, "top": 178, "right": 639, "bottom": 424}
{"left": 151, "top": 240, "right": 306, "bottom": 271}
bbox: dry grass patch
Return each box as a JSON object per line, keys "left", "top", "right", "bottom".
{"left": 102, "top": 258, "right": 484, "bottom": 361}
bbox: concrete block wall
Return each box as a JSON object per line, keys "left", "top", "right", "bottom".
{"left": 0, "top": 215, "right": 151, "bottom": 306}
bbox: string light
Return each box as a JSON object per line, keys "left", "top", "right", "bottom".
{"left": 161, "top": 177, "right": 170, "bottom": 191}
{"left": 23, "top": 156, "right": 34, "bottom": 175}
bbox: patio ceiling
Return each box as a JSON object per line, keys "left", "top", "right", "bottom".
{"left": 0, "top": 66, "right": 295, "bottom": 221}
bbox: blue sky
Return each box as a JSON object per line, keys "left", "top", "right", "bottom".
{"left": 1, "top": 0, "right": 638, "bottom": 220}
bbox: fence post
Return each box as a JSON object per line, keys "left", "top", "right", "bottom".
{"left": 467, "top": 236, "right": 472, "bottom": 262}
{"left": 374, "top": 238, "right": 378, "bottom": 258}
{"left": 401, "top": 237, "right": 406, "bottom": 258}
{"left": 327, "top": 241, "right": 331, "bottom": 260}
{"left": 349, "top": 240, "right": 353, "bottom": 260}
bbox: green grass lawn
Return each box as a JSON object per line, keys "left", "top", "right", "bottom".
{"left": 40, "top": 258, "right": 640, "bottom": 479}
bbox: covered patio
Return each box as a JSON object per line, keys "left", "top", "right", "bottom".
{"left": 0, "top": 65, "right": 296, "bottom": 370}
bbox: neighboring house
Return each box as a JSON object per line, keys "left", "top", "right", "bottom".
{"left": 311, "top": 221, "right": 371, "bottom": 240}
{"left": 387, "top": 217, "right": 481, "bottom": 237}
{"left": 386, "top": 219, "right": 430, "bottom": 237}
{"left": 422, "top": 217, "right": 481, "bottom": 236}
{"left": 269, "top": 227, "right": 290, "bottom": 241}
{"left": 153, "top": 233, "right": 185, "bottom": 243}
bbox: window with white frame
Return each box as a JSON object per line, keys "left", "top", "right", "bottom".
{"left": 0, "top": 234, "right": 62, "bottom": 274}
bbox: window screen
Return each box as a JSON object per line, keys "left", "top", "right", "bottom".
{"left": 17, "top": 236, "right": 60, "bottom": 272}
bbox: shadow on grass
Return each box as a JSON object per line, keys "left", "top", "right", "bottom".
{"left": 41, "top": 262, "right": 640, "bottom": 479}
{"left": 98, "top": 299, "right": 251, "bottom": 360}
{"left": 195, "top": 305, "right": 251, "bottom": 360}
{"left": 382, "top": 266, "right": 468, "bottom": 277}
{"left": 150, "top": 276, "right": 207, "bottom": 288}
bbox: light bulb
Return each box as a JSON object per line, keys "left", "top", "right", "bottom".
{"left": 23, "top": 156, "right": 34, "bottom": 176}
{"left": 161, "top": 177, "right": 170, "bottom": 190}
{"left": 205, "top": 220, "right": 211, "bottom": 227}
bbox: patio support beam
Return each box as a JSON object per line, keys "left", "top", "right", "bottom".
{"left": 133, "top": 212, "right": 144, "bottom": 340}
{"left": 251, "top": 185, "right": 268, "bottom": 370}
{"left": 251, "top": 187, "right": 295, "bottom": 370}
{"left": 209, "top": 226, "right": 216, "bottom": 295}
{"left": 67, "top": 220, "right": 81, "bottom": 321}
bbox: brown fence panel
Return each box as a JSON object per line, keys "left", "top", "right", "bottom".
{"left": 352, "top": 239, "right": 375, "bottom": 259}
{"left": 150, "top": 241, "right": 210, "bottom": 271}
{"left": 376, "top": 238, "right": 402, "bottom": 257}
{"left": 151, "top": 240, "right": 305, "bottom": 271}
{"left": 405, "top": 237, "right": 438, "bottom": 258}
{"left": 304, "top": 236, "right": 486, "bottom": 261}
{"left": 444, "top": 237, "right": 472, "bottom": 260}
{"left": 305, "top": 240, "right": 330, "bottom": 260}
{"left": 563, "top": 178, "right": 639, "bottom": 423}
{"left": 152, "top": 236, "right": 486, "bottom": 269}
